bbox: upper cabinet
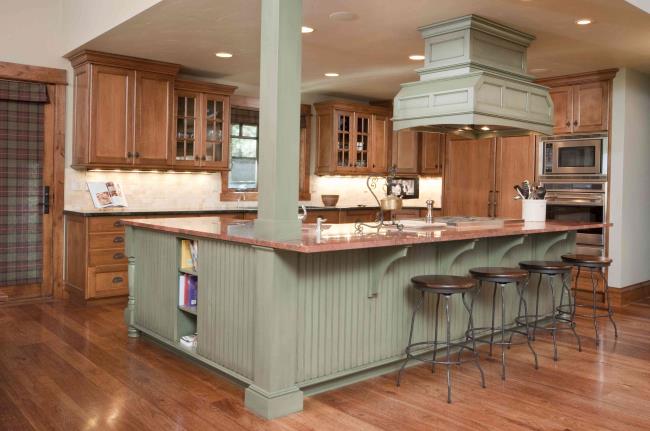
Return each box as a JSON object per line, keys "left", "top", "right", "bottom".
{"left": 315, "top": 101, "right": 390, "bottom": 175}
{"left": 173, "top": 80, "right": 236, "bottom": 171}
{"left": 392, "top": 130, "right": 445, "bottom": 177}
{"left": 69, "top": 51, "right": 236, "bottom": 171}
{"left": 419, "top": 132, "right": 445, "bottom": 176}
{"left": 537, "top": 69, "right": 616, "bottom": 135}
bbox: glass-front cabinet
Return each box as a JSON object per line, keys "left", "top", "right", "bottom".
{"left": 315, "top": 102, "right": 390, "bottom": 175}
{"left": 172, "top": 80, "right": 234, "bottom": 171}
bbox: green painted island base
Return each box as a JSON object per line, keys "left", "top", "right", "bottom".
{"left": 124, "top": 226, "right": 576, "bottom": 419}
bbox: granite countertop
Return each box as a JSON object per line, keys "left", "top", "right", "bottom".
{"left": 122, "top": 217, "right": 608, "bottom": 254}
{"left": 64, "top": 205, "right": 440, "bottom": 217}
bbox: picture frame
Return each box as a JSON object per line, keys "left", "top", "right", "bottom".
{"left": 387, "top": 177, "right": 419, "bottom": 199}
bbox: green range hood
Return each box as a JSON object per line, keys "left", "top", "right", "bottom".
{"left": 393, "top": 15, "right": 554, "bottom": 139}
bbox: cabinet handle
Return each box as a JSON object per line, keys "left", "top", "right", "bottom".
{"left": 113, "top": 252, "right": 125, "bottom": 260}
{"left": 194, "top": 155, "right": 200, "bottom": 161}
{"left": 134, "top": 152, "right": 140, "bottom": 158}
{"left": 565, "top": 121, "right": 571, "bottom": 127}
{"left": 573, "top": 120, "right": 578, "bottom": 126}
{"left": 493, "top": 191, "right": 499, "bottom": 217}
{"left": 127, "top": 151, "right": 133, "bottom": 158}
{"left": 488, "top": 191, "right": 493, "bottom": 217}
{"left": 113, "top": 220, "right": 123, "bottom": 227}
{"left": 112, "top": 276, "right": 124, "bottom": 284}
{"left": 113, "top": 236, "right": 124, "bottom": 243}
{"left": 201, "top": 155, "right": 206, "bottom": 161}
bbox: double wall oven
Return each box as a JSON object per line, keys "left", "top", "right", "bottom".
{"left": 538, "top": 133, "right": 608, "bottom": 256}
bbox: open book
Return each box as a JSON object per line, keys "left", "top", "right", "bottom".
{"left": 87, "top": 181, "right": 128, "bottom": 208}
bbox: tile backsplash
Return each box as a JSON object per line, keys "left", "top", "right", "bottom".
{"left": 64, "top": 168, "right": 443, "bottom": 211}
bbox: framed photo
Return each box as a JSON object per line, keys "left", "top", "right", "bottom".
{"left": 387, "top": 177, "right": 419, "bottom": 199}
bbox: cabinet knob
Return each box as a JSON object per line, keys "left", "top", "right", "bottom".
{"left": 127, "top": 152, "right": 133, "bottom": 158}
{"left": 113, "top": 236, "right": 124, "bottom": 243}
{"left": 573, "top": 120, "right": 578, "bottom": 126}
{"left": 112, "top": 276, "right": 124, "bottom": 284}
{"left": 201, "top": 155, "right": 207, "bottom": 161}
{"left": 113, "top": 220, "right": 123, "bottom": 227}
{"left": 566, "top": 121, "right": 571, "bottom": 127}
{"left": 113, "top": 252, "right": 125, "bottom": 260}
{"left": 195, "top": 155, "right": 200, "bottom": 161}
{"left": 134, "top": 152, "right": 140, "bottom": 158}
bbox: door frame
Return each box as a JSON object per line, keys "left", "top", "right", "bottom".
{"left": 0, "top": 61, "right": 67, "bottom": 302}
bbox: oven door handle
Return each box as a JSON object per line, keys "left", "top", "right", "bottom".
{"left": 546, "top": 197, "right": 603, "bottom": 206}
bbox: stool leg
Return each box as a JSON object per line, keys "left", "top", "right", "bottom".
{"left": 532, "top": 274, "right": 542, "bottom": 341}
{"left": 500, "top": 283, "right": 507, "bottom": 380}
{"left": 444, "top": 295, "right": 452, "bottom": 403}
{"left": 562, "top": 271, "right": 582, "bottom": 352}
{"left": 517, "top": 280, "right": 539, "bottom": 370}
{"left": 462, "top": 292, "right": 486, "bottom": 389}
{"left": 601, "top": 270, "right": 619, "bottom": 339}
{"left": 509, "top": 278, "right": 525, "bottom": 348}
{"left": 572, "top": 266, "right": 581, "bottom": 322}
{"left": 589, "top": 268, "right": 600, "bottom": 346}
{"left": 489, "top": 282, "right": 497, "bottom": 357}
{"left": 432, "top": 294, "right": 441, "bottom": 373}
{"left": 548, "top": 274, "right": 559, "bottom": 361}
{"left": 396, "top": 290, "right": 425, "bottom": 386}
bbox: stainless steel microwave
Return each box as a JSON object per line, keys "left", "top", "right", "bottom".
{"left": 539, "top": 135, "right": 607, "bottom": 176}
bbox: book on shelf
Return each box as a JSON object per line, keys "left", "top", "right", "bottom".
{"left": 178, "top": 274, "right": 198, "bottom": 307}
{"left": 180, "top": 239, "right": 198, "bottom": 271}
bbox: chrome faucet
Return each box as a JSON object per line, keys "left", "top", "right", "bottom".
{"left": 298, "top": 205, "right": 307, "bottom": 222}
{"left": 316, "top": 216, "right": 327, "bottom": 242}
{"left": 425, "top": 199, "right": 435, "bottom": 223}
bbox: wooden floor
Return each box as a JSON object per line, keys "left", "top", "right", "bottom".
{"left": 1, "top": 299, "right": 650, "bottom": 431}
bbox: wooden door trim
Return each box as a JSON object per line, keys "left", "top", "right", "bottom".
{"left": 0, "top": 62, "right": 67, "bottom": 301}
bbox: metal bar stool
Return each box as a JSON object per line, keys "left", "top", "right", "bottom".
{"left": 466, "top": 267, "right": 538, "bottom": 380}
{"left": 517, "top": 261, "right": 582, "bottom": 361}
{"left": 396, "top": 275, "right": 486, "bottom": 403}
{"left": 561, "top": 254, "right": 619, "bottom": 345}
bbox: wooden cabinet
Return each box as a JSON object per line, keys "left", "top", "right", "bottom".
{"left": 70, "top": 51, "right": 180, "bottom": 169}
{"left": 420, "top": 132, "right": 445, "bottom": 176}
{"left": 172, "top": 80, "right": 235, "bottom": 170}
{"left": 442, "top": 135, "right": 536, "bottom": 218}
{"left": 392, "top": 130, "right": 419, "bottom": 174}
{"left": 537, "top": 70, "right": 616, "bottom": 135}
{"left": 315, "top": 101, "right": 390, "bottom": 175}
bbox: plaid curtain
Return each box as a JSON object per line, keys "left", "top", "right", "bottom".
{"left": 0, "top": 79, "right": 48, "bottom": 287}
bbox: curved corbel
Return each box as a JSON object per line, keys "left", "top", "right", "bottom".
{"left": 488, "top": 235, "right": 527, "bottom": 266}
{"left": 367, "top": 246, "right": 411, "bottom": 297}
{"left": 437, "top": 239, "right": 479, "bottom": 274}
{"left": 534, "top": 231, "right": 573, "bottom": 260}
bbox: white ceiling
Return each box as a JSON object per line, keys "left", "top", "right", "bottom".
{"left": 78, "top": 0, "right": 650, "bottom": 100}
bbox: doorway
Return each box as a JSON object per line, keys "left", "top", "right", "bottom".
{"left": 0, "top": 63, "right": 66, "bottom": 303}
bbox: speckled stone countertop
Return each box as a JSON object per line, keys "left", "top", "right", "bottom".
{"left": 122, "top": 217, "right": 607, "bottom": 254}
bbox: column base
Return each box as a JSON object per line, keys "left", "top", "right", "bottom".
{"left": 244, "top": 384, "right": 303, "bottom": 419}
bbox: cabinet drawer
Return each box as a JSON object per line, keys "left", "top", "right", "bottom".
{"left": 342, "top": 209, "right": 379, "bottom": 223}
{"left": 89, "top": 248, "right": 128, "bottom": 266}
{"left": 89, "top": 267, "right": 128, "bottom": 298}
{"left": 89, "top": 232, "right": 126, "bottom": 250}
{"left": 392, "top": 209, "right": 420, "bottom": 219}
{"left": 88, "top": 217, "right": 128, "bottom": 233}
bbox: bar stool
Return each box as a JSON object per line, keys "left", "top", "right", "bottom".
{"left": 561, "top": 254, "right": 619, "bottom": 345}
{"left": 517, "top": 261, "right": 582, "bottom": 361}
{"left": 396, "top": 275, "right": 486, "bottom": 403}
{"left": 466, "top": 267, "right": 538, "bottom": 380}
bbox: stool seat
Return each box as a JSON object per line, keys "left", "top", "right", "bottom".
{"left": 411, "top": 275, "right": 475, "bottom": 294}
{"left": 561, "top": 254, "right": 612, "bottom": 268}
{"left": 469, "top": 267, "right": 528, "bottom": 283}
{"left": 519, "top": 260, "right": 572, "bottom": 273}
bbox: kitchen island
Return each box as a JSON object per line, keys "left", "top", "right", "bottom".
{"left": 122, "top": 217, "right": 605, "bottom": 419}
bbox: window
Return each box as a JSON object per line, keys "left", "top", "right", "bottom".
{"left": 228, "top": 122, "right": 259, "bottom": 190}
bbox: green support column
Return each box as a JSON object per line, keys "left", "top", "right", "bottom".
{"left": 245, "top": 246, "right": 303, "bottom": 418}
{"left": 254, "top": 0, "right": 303, "bottom": 241}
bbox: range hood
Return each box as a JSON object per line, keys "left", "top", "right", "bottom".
{"left": 393, "top": 15, "right": 554, "bottom": 138}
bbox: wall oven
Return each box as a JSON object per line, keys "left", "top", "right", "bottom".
{"left": 542, "top": 181, "right": 607, "bottom": 256}
{"left": 539, "top": 134, "right": 607, "bottom": 177}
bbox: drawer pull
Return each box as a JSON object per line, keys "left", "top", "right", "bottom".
{"left": 113, "top": 252, "right": 125, "bottom": 260}
{"left": 112, "top": 276, "right": 124, "bottom": 284}
{"left": 113, "top": 236, "right": 124, "bottom": 243}
{"left": 113, "top": 220, "right": 124, "bottom": 227}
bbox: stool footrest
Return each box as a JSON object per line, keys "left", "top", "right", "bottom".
{"left": 515, "top": 315, "right": 577, "bottom": 331}
{"left": 404, "top": 341, "right": 479, "bottom": 367}
{"left": 465, "top": 327, "right": 530, "bottom": 346}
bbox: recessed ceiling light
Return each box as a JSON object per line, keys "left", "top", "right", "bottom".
{"left": 324, "top": 72, "right": 339, "bottom": 77}
{"left": 480, "top": 126, "right": 491, "bottom": 131}
{"left": 215, "top": 52, "right": 233, "bottom": 58}
{"left": 575, "top": 18, "right": 592, "bottom": 25}
{"left": 530, "top": 68, "right": 548, "bottom": 73}
{"left": 409, "top": 54, "right": 425, "bottom": 61}
{"left": 329, "top": 11, "right": 358, "bottom": 21}
{"left": 301, "top": 26, "right": 314, "bottom": 33}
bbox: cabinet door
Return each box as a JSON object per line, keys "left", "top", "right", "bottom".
{"left": 494, "top": 135, "right": 536, "bottom": 219}
{"left": 89, "top": 65, "right": 134, "bottom": 165}
{"left": 442, "top": 137, "right": 495, "bottom": 217}
{"left": 369, "top": 113, "right": 389, "bottom": 174}
{"left": 333, "top": 110, "right": 354, "bottom": 172}
{"left": 420, "top": 132, "right": 445, "bottom": 176}
{"left": 134, "top": 71, "right": 173, "bottom": 166}
{"left": 202, "top": 94, "right": 230, "bottom": 169}
{"left": 573, "top": 81, "right": 609, "bottom": 133}
{"left": 549, "top": 86, "right": 573, "bottom": 134}
{"left": 173, "top": 91, "right": 201, "bottom": 167}
{"left": 299, "top": 126, "right": 310, "bottom": 200}
{"left": 392, "top": 130, "right": 419, "bottom": 174}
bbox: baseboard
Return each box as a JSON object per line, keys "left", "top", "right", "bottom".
{"left": 608, "top": 280, "right": 650, "bottom": 307}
